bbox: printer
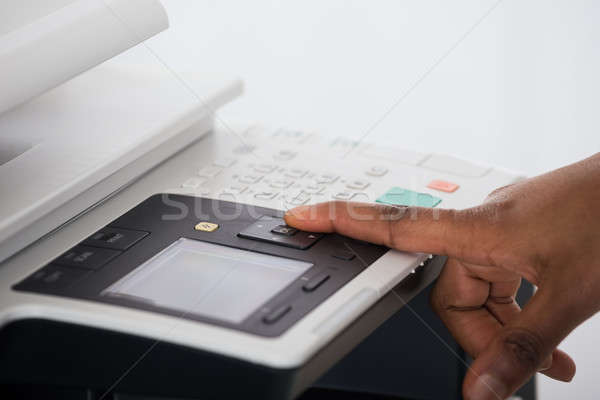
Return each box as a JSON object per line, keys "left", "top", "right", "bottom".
{"left": 0, "top": 1, "right": 530, "bottom": 399}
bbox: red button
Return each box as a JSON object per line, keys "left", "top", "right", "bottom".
{"left": 427, "top": 179, "right": 459, "bottom": 193}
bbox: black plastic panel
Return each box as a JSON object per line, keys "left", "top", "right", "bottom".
{"left": 13, "top": 194, "right": 388, "bottom": 337}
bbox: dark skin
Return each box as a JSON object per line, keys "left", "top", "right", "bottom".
{"left": 285, "top": 152, "right": 600, "bottom": 400}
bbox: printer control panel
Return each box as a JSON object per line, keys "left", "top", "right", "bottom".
{"left": 13, "top": 194, "right": 388, "bottom": 337}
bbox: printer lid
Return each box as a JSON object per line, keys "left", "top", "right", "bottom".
{"left": 0, "top": 45, "right": 243, "bottom": 262}
{"left": 0, "top": 0, "right": 243, "bottom": 262}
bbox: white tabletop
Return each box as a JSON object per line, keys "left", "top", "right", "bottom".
{"left": 148, "top": 1, "right": 600, "bottom": 398}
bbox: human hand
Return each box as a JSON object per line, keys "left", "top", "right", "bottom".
{"left": 284, "top": 153, "right": 600, "bottom": 399}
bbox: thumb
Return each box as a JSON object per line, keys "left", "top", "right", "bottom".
{"left": 463, "top": 287, "right": 578, "bottom": 400}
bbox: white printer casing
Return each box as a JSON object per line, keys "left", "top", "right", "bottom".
{"left": 0, "top": 2, "right": 523, "bottom": 399}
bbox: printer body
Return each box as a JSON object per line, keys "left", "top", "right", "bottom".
{"left": 0, "top": 1, "right": 531, "bottom": 399}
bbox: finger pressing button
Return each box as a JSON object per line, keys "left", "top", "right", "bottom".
{"left": 271, "top": 225, "right": 298, "bottom": 236}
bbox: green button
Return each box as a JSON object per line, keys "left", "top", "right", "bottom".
{"left": 376, "top": 187, "right": 442, "bottom": 208}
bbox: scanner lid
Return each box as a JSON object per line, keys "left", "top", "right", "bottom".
{"left": 0, "top": 44, "right": 243, "bottom": 262}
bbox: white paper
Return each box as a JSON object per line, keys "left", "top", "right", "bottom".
{"left": 0, "top": 0, "right": 168, "bottom": 115}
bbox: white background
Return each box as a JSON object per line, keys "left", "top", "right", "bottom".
{"left": 148, "top": 1, "right": 600, "bottom": 398}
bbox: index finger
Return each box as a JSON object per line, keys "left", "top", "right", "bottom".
{"left": 284, "top": 201, "right": 499, "bottom": 265}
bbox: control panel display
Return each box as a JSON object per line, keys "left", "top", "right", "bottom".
{"left": 103, "top": 238, "right": 313, "bottom": 324}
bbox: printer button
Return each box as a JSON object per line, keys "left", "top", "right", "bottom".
{"left": 331, "top": 250, "right": 355, "bottom": 261}
{"left": 53, "top": 245, "right": 120, "bottom": 270}
{"left": 365, "top": 166, "right": 389, "bottom": 177}
{"left": 302, "top": 273, "right": 330, "bottom": 292}
{"left": 15, "top": 265, "right": 89, "bottom": 292}
{"left": 238, "top": 217, "right": 323, "bottom": 250}
{"left": 427, "top": 179, "right": 460, "bottom": 193}
{"left": 263, "top": 305, "right": 292, "bottom": 324}
{"left": 273, "top": 149, "right": 297, "bottom": 161}
{"left": 83, "top": 227, "right": 148, "bottom": 250}
{"left": 271, "top": 225, "right": 298, "bottom": 236}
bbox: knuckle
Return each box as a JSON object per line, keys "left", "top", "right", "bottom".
{"left": 467, "top": 201, "right": 512, "bottom": 227}
{"left": 329, "top": 200, "right": 345, "bottom": 211}
{"left": 488, "top": 295, "right": 516, "bottom": 305}
{"left": 377, "top": 204, "right": 409, "bottom": 220}
{"left": 429, "top": 282, "right": 457, "bottom": 315}
{"left": 455, "top": 205, "right": 510, "bottom": 265}
{"left": 438, "top": 208, "right": 479, "bottom": 260}
{"left": 485, "top": 198, "right": 517, "bottom": 228}
{"left": 430, "top": 285, "right": 484, "bottom": 314}
{"left": 328, "top": 201, "right": 346, "bottom": 218}
{"left": 502, "top": 328, "right": 545, "bottom": 371}
{"left": 376, "top": 205, "right": 409, "bottom": 248}
{"left": 429, "top": 286, "right": 443, "bottom": 314}
{"left": 485, "top": 184, "right": 514, "bottom": 202}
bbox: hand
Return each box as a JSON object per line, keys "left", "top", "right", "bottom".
{"left": 284, "top": 153, "right": 600, "bottom": 400}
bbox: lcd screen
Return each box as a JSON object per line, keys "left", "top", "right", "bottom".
{"left": 103, "top": 238, "right": 313, "bottom": 324}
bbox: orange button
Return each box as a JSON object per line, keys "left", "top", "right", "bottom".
{"left": 427, "top": 179, "right": 459, "bottom": 193}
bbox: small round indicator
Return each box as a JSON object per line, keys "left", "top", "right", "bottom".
{"left": 194, "top": 222, "right": 219, "bottom": 232}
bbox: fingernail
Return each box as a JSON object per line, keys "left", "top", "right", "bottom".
{"left": 538, "top": 354, "right": 553, "bottom": 372}
{"left": 468, "top": 374, "right": 507, "bottom": 400}
{"left": 284, "top": 205, "right": 310, "bottom": 220}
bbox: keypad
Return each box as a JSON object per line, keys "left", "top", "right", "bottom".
{"left": 179, "top": 160, "right": 382, "bottom": 209}
{"left": 174, "top": 127, "right": 460, "bottom": 211}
